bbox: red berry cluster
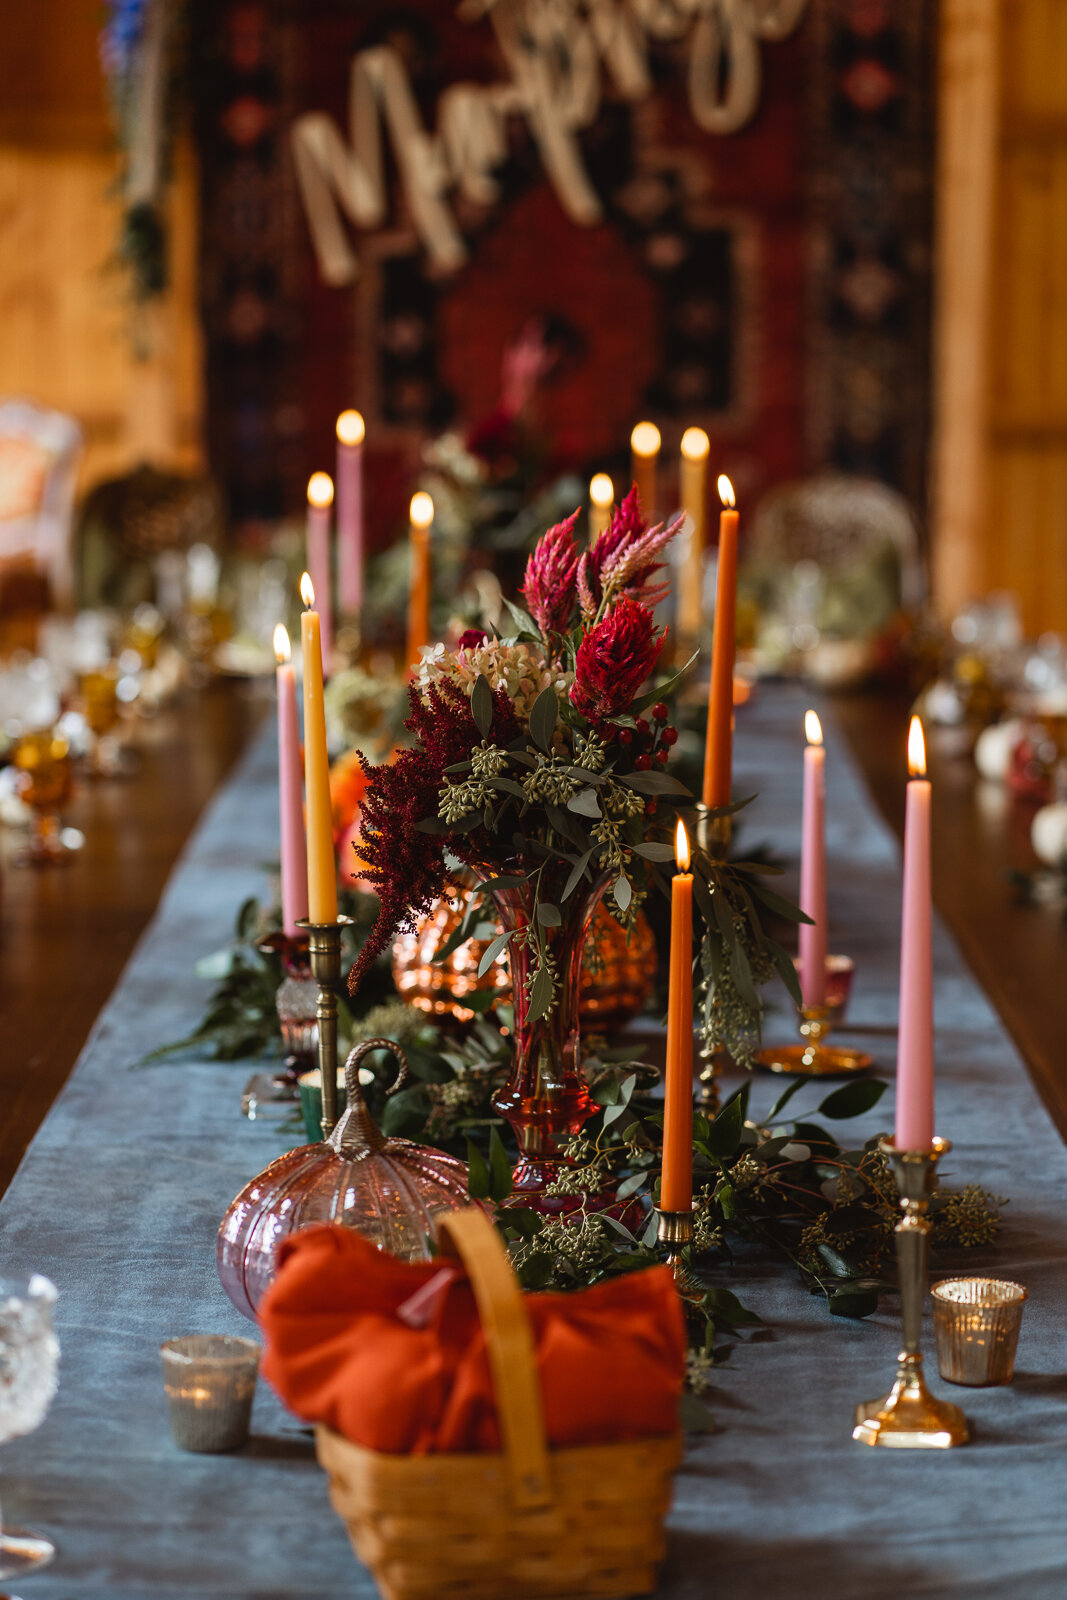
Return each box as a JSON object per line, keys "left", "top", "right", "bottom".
{"left": 609, "top": 700, "right": 679, "bottom": 815}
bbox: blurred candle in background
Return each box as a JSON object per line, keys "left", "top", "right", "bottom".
{"left": 406, "top": 491, "right": 435, "bottom": 672}
{"left": 300, "top": 574, "right": 337, "bottom": 925}
{"left": 896, "top": 717, "right": 935, "bottom": 1149}
{"left": 306, "top": 472, "right": 334, "bottom": 671}
{"left": 589, "top": 472, "right": 614, "bottom": 539}
{"left": 702, "top": 475, "right": 739, "bottom": 809}
{"left": 335, "top": 410, "right": 365, "bottom": 620}
{"left": 678, "top": 427, "right": 710, "bottom": 645}
{"left": 798, "top": 710, "right": 828, "bottom": 1008}
{"left": 630, "top": 421, "right": 661, "bottom": 518}
{"left": 661, "top": 819, "right": 694, "bottom": 1215}
{"left": 274, "top": 624, "right": 308, "bottom": 937}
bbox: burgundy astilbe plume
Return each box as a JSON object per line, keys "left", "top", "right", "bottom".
{"left": 570, "top": 596, "right": 667, "bottom": 723}
{"left": 577, "top": 485, "right": 683, "bottom": 621}
{"left": 347, "top": 679, "right": 519, "bottom": 997}
{"left": 521, "top": 510, "right": 580, "bottom": 635}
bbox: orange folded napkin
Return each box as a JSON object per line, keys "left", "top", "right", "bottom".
{"left": 259, "top": 1223, "right": 686, "bottom": 1456}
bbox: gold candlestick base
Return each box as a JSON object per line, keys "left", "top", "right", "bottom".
{"left": 655, "top": 1208, "right": 705, "bottom": 1307}
{"left": 693, "top": 802, "right": 732, "bottom": 861}
{"left": 696, "top": 1050, "right": 723, "bottom": 1113}
{"left": 756, "top": 1002, "right": 872, "bottom": 1076}
{"left": 852, "top": 1138, "right": 970, "bottom": 1449}
{"left": 297, "top": 916, "right": 354, "bottom": 1138}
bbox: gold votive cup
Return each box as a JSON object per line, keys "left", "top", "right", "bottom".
{"left": 161, "top": 1335, "right": 260, "bottom": 1452}
{"left": 931, "top": 1277, "right": 1028, "bottom": 1387}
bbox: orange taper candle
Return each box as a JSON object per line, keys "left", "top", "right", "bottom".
{"left": 630, "top": 421, "right": 661, "bottom": 520}
{"left": 406, "top": 491, "right": 434, "bottom": 672}
{"left": 661, "top": 819, "right": 694, "bottom": 1213}
{"left": 702, "top": 474, "right": 738, "bottom": 808}
{"left": 300, "top": 572, "right": 338, "bottom": 924}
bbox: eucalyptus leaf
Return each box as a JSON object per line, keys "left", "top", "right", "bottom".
{"left": 705, "top": 1092, "right": 745, "bottom": 1159}
{"left": 767, "top": 939, "right": 803, "bottom": 1008}
{"left": 536, "top": 902, "right": 562, "bottom": 927}
{"left": 561, "top": 847, "right": 594, "bottom": 901}
{"left": 817, "top": 1078, "right": 887, "bottom": 1121}
{"left": 567, "top": 787, "right": 602, "bottom": 818}
{"left": 466, "top": 1139, "right": 491, "bottom": 1201}
{"left": 471, "top": 673, "right": 493, "bottom": 738}
{"left": 488, "top": 776, "right": 528, "bottom": 800}
{"left": 503, "top": 597, "right": 539, "bottom": 637}
{"left": 632, "top": 651, "right": 700, "bottom": 711}
{"left": 477, "top": 928, "right": 514, "bottom": 978}
{"left": 615, "top": 1170, "right": 648, "bottom": 1201}
{"left": 487, "top": 1126, "right": 514, "bottom": 1203}
{"left": 619, "top": 769, "right": 691, "bottom": 796}
{"left": 613, "top": 875, "right": 633, "bottom": 911}
{"left": 750, "top": 882, "right": 813, "bottom": 924}
{"left": 632, "top": 842, "right": 677, "bottom": 861}
{"left": 526, "top": 965, "right": 555, "bottom": 1023}
{"left": 530, "top": 687, "right": 559, "bottom": 753}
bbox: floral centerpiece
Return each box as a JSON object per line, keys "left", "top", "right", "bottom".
{"left": 347, "top": 490, "right": 690, "bottom": 1200}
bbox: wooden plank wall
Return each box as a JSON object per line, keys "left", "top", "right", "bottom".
{"left": 0, "top": 0, "right": 202, "bottom": 497}
{"left": 934, "top": 0, "right": 1067, "bottom": 635}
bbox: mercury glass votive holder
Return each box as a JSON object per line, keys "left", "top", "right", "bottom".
{"left": 160, "top": 1335, "right": 260, "bottom": 1452}
{"left": 931, "top": 1278, "right": 1028, "bottom": 1387}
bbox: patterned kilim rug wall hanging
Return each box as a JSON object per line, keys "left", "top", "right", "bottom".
{"left": 191, "top": 0, "right": 933, "bottom": 544}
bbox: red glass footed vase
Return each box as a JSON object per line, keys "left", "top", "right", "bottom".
{"left": 486, "top": 871, "right": 608, "bottom": 1209}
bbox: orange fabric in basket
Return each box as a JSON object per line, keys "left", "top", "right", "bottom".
{"left": 259, "top": 1224, "right": 686, "bottom": 1455}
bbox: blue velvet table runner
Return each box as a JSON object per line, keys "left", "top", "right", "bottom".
{"left": 2, "top": 683, "right": 1065, "bottom": 1599}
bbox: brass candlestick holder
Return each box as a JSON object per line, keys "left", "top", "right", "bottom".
{"left": 852, "top": 1138, "right": 970, "bottom": 1449}
{"left": 655, "top": 1208, "right": 705, "bottom": 1307}
{"left": 755, "top": 997, "right": 872, "bottom": 1076}
{"left": 297, "top": 916, "right": 354, "bottom": 1138}
{"left": 693, "top": 803, "right": 732, "bottom": 1113}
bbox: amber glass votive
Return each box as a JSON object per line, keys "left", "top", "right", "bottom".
{"left": 161, "top": 1335, "right": 260, "bottom": 1451}
{"left": 931, "top": 1278, "right": 1028, "bottom": 1387}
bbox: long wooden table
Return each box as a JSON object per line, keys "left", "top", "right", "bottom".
{"left": 0, "top": 679, "right": 268, "bottom": 1195}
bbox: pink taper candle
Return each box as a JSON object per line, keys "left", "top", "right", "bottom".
{"left": 335, "top": 410, "right": 364, "bottom": 618}
{"left": 273, "top": 624, "right": 308, "bottom": 936}
{"left": 306, "top": 472, "right": 334, "bottom": 670}
{"left": 896, "top": 717, "right": 935, "bottom": 1148}
{"left": 798, "top": 710, "right": 828, "bottom": 1007}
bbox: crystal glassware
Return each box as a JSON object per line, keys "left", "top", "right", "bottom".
{"left": 10, "top": 730, "right": 77, "bottom": 866}
{"left": 0, "top": 1274, "right": 60, "bottom": 1581}
{"left": 755, "top": 953, "right": 870, "bottom": 1075}
{"left": 932, "top": 1277, "right": 1028, "bottom": 1387}
{"left": 160, "top": 1336, "right": 260, "bottom": 1453}
{"left": 76, "top": 665, "right": 126, "bottom": 777}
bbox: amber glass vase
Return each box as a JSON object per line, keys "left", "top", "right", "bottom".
{"left": 485, "top": 868, "right": 610, "bottom": 1201}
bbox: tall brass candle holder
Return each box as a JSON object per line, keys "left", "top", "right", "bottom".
{"left": 297, "top": 916, "right": 354, "bottom": 1138}
{"left": 655, "top": 1207, "right": 705, "bottom": 1308}
{"left": 852, "top": 1137, "right": 970, "bottom": 1449}
{"left": 693, "top": 803, "right": 732, "bottom": 1113}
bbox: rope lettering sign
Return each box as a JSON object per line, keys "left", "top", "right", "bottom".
{"left": 292, "top": 0, "right": 809, "bottom": 286}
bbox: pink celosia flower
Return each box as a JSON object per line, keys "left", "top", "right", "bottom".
{"left": 570, "top": 596, "right": 667, "bottom": 723}
{"left": 521, "top": 510, "right": 580, "bottom": 635}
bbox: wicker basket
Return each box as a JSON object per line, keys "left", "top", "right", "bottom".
{"left": 315, "top": 1209, "right": 682, "bottom": 1600}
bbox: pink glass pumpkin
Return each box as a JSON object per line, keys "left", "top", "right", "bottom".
{"left": 217, "top": 1038, "right": 473, "bottom": 1321}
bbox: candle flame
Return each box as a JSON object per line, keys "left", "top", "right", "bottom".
{"left": 717, "top": 474, "right": 735, "bottom": 509}
{"left": 805, "top": 709, "right": 823, "bottom": 746}
{"left": 300, "top": 571, "right": 315, "bottom": 608}
{"left": 680, "top": 426, "right": 710, "bottom": 463}
{"left": 273, "top": 623, "right": 291, "bottom": 664}
{"left": 675, "top": 818, "right": 691, "bottom": 873}
{"left": 630, "top": 421, "right": 661, "bottom": 458}
{"left": 410, "top": 491, "right": 435, "bottom": 529}
{"left": 908, "top": 715, "right": 927, "bottom": 777}
{"left": 335, "top": 409, "right": 365, "bottom": 446}
{"left": 307, "top": 471, "right": 334, "bottom": 509}
{"left": 589, "top": 471, "right": 614, "bottom": 508}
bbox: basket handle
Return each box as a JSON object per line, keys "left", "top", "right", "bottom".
{"left": 435, "top": 1209, "right": 553, "bottom": 1511}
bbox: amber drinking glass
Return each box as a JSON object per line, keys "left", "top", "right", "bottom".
{"left": 11, "top": 731, "right": 76, "bottom": 865}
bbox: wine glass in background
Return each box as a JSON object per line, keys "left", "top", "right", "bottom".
{"left": 10, "top": 731, "right": 77, "bottom": 866}
{"left": 0, "top": 1275, "right": 59, "bottom": 1584}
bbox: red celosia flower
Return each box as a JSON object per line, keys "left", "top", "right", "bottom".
{"left": 347, "top": 679, "right": 519, "bottom": 997}
{"left": 521, "top": 510, "right": 580, "bottom": 635}
{"left": 577, "top": 485, "right": 683, "bottom": 621}
{"left": 456, "top": 627, "right": 488, "bottom": 651}
{"left": 570, "top": 597, "right": 667, "bottom": 723}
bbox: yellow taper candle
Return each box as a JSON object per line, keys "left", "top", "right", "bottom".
{"left": 589, "top": 472, "right": 614, "bottom": 540}
{"left": 661, "top": 819, "right": 694, "bottom": 1214}
{"left": 630, "top": 421, "right": 661, "bottom": 519}
{"left": 702, "top": 474, "right": 739, "bottom": 809}
{"left": 300, "top": 571, "right": 338, "bottom": 924}
{"left": 678, "top": 427, "right": 710, "bottom": 644}
{"left": 406, "top": 491, "right": 434, "bottom": 672}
